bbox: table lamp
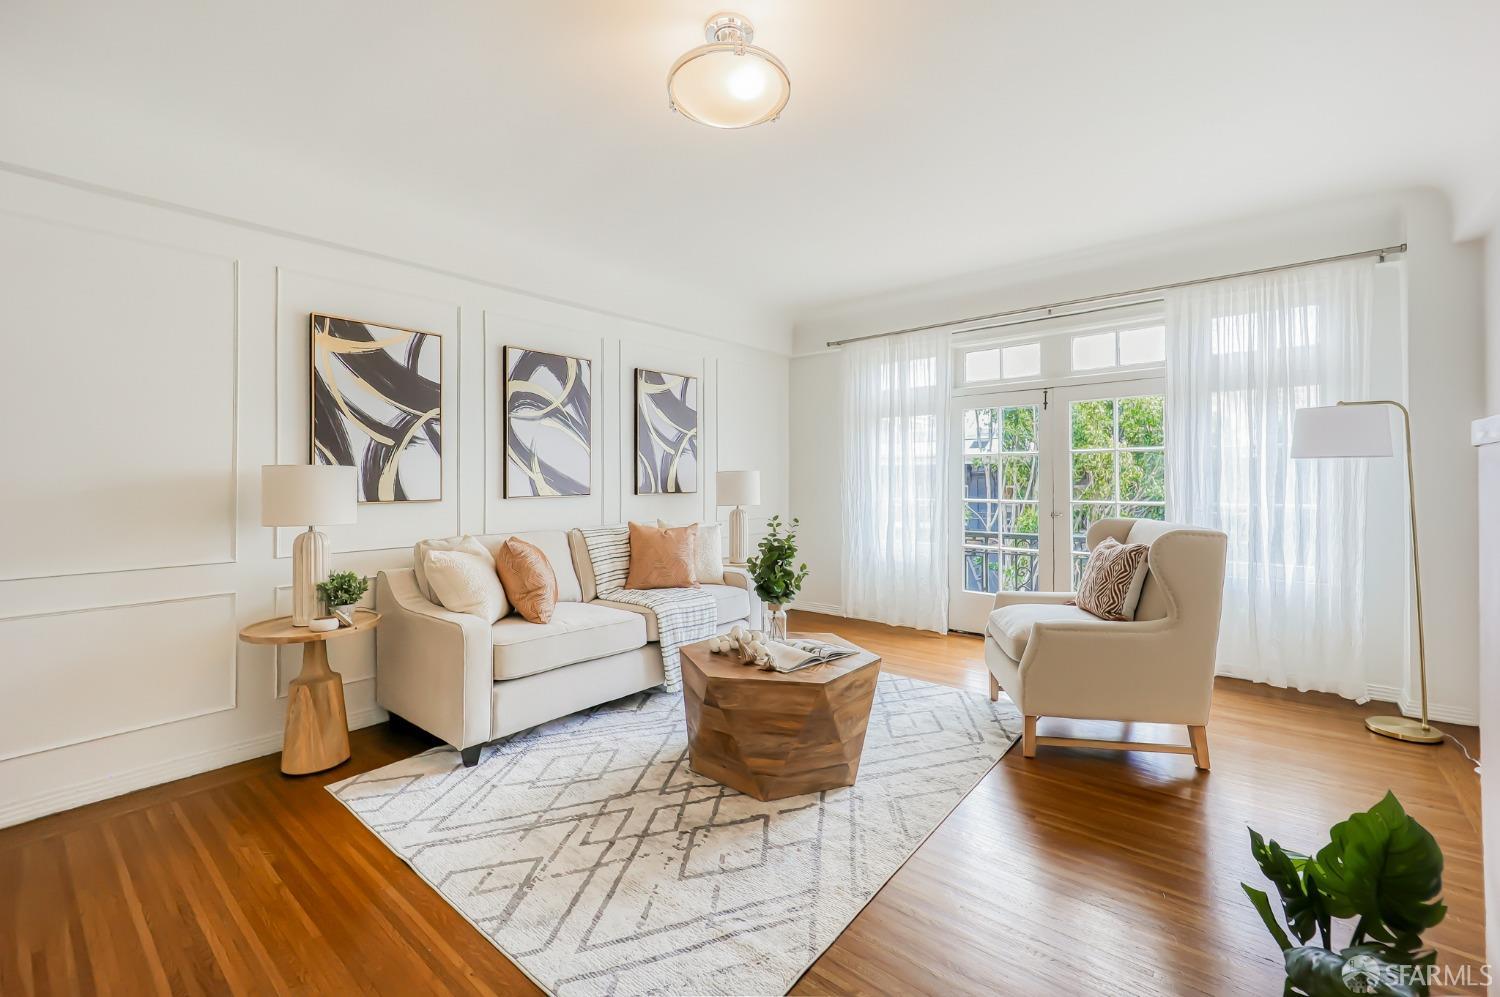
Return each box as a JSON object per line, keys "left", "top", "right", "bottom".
{"left": 1291, "top": 400, "right": 1441, "bottom": 744}
{"left": 261, "top": 464, "right": 358, "bottom": 626}
{"left": 717, "top": 469, "right": 761, "bottom": 565}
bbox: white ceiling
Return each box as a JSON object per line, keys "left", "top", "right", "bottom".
{"left": 3, "top": 1, "right": 1498, "bottom": 350}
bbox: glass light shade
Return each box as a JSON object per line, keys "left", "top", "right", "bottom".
{"left": 1290, "top": 405, "right": 1394, "bottom": 459}
{"left": 669, "top": 45, "right": 790, "bottom": 129}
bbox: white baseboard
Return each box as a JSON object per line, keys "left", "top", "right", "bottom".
{"left": 1364, "top": 684, "right": 1477, "bottom": 727}
{"left": 0, "top": 705, "right": 388, "bottom": 830}
{"left": 790, "top": 600, "right": 844, "bottom": 617}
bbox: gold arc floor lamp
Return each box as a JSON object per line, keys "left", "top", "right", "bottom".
{"left": 1291, "top": 400, "right": 1442, "bottom": 744}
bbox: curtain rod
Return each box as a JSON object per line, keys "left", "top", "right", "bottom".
{"left": 824, "top": 243, "right": 1407, "bottom": 348}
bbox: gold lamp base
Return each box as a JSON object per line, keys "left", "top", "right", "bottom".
{"left": 1365, "top": 715, "right": 1444, "bottom": 744}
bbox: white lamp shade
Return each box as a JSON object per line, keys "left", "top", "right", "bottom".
{"left": 260, "top": 464, "right": 358, "bottom": 526}
{"left": 1290, "top": 405, "right": 1394, "bottom": 459}
{"left": 716, "top": 469, "right": 761, "bottom": 507}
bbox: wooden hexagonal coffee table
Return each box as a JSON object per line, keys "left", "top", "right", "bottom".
{"left": 681, "top": 632, "right": 882, "bottom": 802}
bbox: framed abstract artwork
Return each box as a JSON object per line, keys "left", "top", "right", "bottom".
{"left": 310, "top": 313, "right": 442, "bottom": 503}
{"left": 634, "top": 368, "right": 699, "bottom": 494}
{"left": 503, "top": 346, "right": 592, "bottom": 497}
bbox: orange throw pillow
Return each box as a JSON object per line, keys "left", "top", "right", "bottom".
{"left": 495, "top": 538, "right": 559, "bottom": 623}
{"left": 624, "top": 522, "right": 699, "bottom": 590}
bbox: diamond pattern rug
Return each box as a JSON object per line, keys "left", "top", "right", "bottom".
{"left": 330, "top": 673, "right": 1020, "bottom": 996}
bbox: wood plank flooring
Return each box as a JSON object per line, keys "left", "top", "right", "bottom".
{"left": 0, "top": 611, "right": 1485, "bottom": 995}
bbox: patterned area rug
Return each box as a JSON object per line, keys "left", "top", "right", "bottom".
{"left": 330, "top": 673, "right": 1020, "bottom": 996}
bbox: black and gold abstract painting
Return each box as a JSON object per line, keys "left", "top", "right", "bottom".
{"left": 634, "top": 368, "right": 698, "bottom": 494}
{"left": 311, "top": 314, "right": 442, "bottom": 503}
{"left": 504, "top": 347, "right": 592, "bottom": 497}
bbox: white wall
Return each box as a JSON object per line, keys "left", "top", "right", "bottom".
{"left": 0, "top": 167, "right": 790, "bottom": 828}
{"left": 1477, "top": 220, "right": 1500, "bottom": 989}
{"left": 790, "top": 189, "right": 1486, "bottom": 723}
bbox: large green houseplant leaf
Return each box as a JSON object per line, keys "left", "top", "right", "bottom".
{"left": 1242, "top": 792, "right": 1445, "bottom": 997}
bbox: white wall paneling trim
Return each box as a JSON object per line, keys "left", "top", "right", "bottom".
{"left": 0, "top": 705, "right": 386, "bottom": 830}
{"left": 482, "top": 310, "right": 609, "bottom": 534}
{"left": 0, "top": 592, "right": 239, "bottom": 762}
{"left": 0, "top": 211, "right": 240, "bottom": 581}
{"left": 273, "top": 268, "right": 463, "bottom": 558}
{"left": 0, "top": 166, "right": 790, "bottom": 828}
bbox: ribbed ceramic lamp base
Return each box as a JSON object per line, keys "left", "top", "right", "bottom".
{"left": 729, "top": 506, "right": 750, "bottom": 565}
{"left": 291, "top": 528, "right": 328, "bottom": 626}
{"left": 1364, "top": 714, "right": 1444, "bottom": 744}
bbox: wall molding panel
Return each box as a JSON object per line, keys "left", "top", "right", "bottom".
{"left": 0, "top": 166, "right": 791, "bottom": 829}
{"left": 0, "top": 592, "right": 239, "bottom": 762}
{"left": 0, "top": 211, "right": 241, "bottom": 581}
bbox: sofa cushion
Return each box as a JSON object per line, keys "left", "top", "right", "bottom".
{"left": 594, "top": 584, "right": 750, "bottom": 641}
{"left": 987, "top": 603, "right": 1100, "bottom": 661}
{"left": 491, "top": 602, "right": 647, "bottom": 681}
{"left": 475, "top": 530, "right": 583, "bottom": 603}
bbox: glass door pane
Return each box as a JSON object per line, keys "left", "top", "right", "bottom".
{"left": 950, "top": 391, "right": 1052, "bottom": 633}
{"left": 1063, "top": 390, "right": 1167, "bottom": 588}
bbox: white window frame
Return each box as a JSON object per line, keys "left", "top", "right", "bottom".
{"left": 951, "top": 301, "right": 1167, "bottom": 395}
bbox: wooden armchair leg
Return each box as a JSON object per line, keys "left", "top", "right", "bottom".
{"left": 988, "top": 672, "right": 999, "bottom": 702}
{"left": 1188, "top": 725, "right": 1210, "bottom": 771}
{"left": 1022, "top": 716, "right": 1037, "bottom": 758}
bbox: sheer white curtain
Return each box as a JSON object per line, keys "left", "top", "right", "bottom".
{"left": 842, "top": 329, "right": 952, "bottom": 632}
{"left": 1167, "top": 259, "right": 1374, "bottom": 700}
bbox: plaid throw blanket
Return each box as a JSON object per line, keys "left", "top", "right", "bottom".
{"left": 578, "top": 525, "right": 718, "bottom": 692}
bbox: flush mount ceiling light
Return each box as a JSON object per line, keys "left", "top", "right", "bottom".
{"left": 667, "top": 12, "right": 790, "bottom": 129}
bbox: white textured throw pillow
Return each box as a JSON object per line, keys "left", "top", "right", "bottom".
{"left": 657, "top": 520, "right": 725, "bottom": 584}
{"left": 413, "top": 535, "right": 492, "bottom": 602}
{"left": 422, "top": 548, "right": 509, "bottom": 623}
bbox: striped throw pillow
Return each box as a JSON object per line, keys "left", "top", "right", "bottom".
{"left": 1075, "top": 537, "right": 1150, "bottom": 621}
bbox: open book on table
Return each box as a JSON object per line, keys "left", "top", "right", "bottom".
{"left": 760, "top": 637, "right": 858, "bottom": 673}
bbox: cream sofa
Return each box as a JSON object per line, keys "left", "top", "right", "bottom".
{"left": 984, "top": 517, "right": 1228, "bottom": 768}
{"left": 376, "top": 528, "right": 761, "bottom": 766}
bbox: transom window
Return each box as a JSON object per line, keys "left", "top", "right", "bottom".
{"left": 1069, "top": 325, "right": 1166, "bottom": 373}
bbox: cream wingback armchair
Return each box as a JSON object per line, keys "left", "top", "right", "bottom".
{"left": 985, "top": 518, "right": 1228, "bottom": 769}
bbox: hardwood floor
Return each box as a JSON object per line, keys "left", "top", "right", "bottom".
{"left": 0, "top": 611, "right": 1485, "bottom": 995}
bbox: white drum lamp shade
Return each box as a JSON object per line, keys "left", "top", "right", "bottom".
{"left": 717, "top": 470, "right": 762, "bottom": 507}
{"left": 261, "top": 464, "right": 358, "bottom": 526}
{"left": 261, "top": 465, "right": 357, "bottom": 626}
{"left": 1290, "top": 405, "right": 1393, "bottom": 459}
{"left": 717, "top": 469, "right": 761, "bottom": 565}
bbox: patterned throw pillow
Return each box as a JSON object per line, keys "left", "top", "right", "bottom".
{"left": 657, "top": 520, "right": 725, "bottom": 584}
{"left": 1075, "top": 537, "right": 1151, "bottom": 621}
{"left": 624, "top": 522, "right": 699, "bottom": 590}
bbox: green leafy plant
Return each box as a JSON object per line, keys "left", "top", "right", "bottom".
{"left": 317, "top": 571, "right": 368, "bottom": 610}
{"left": 1243, "top": 791, "right": 1446, "bottom": 996}
{"left": 746, "top": 515, "right": 809, "bottom": 606}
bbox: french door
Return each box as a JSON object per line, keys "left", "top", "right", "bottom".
{"left": 948, "top": 379, "right": 1167, "bottom": 633}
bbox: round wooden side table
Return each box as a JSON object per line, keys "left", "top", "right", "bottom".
{"left": 239, "top": 609, "right": 379, "bottom": 775}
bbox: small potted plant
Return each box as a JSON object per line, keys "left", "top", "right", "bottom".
{"left": 316, "top": 571, "right": 368, "bottom": 627}
{"left": 746, "top": 515, "right": 809, "bottom": 640}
